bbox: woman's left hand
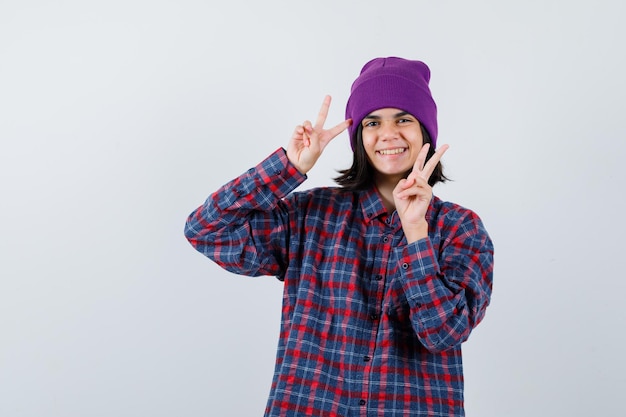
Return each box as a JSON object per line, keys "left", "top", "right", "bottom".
{"left": 393, "top": 143, "right": 449, "bottom": 243}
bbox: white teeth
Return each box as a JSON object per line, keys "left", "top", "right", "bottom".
{"left": 378, "top": 148, "right": 405, "bottom": 155}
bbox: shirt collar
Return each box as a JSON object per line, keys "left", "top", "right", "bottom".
{"left": 358, "top": 186, "right": 440, "bottom": 225}
{"left": 359, "top": 186, "right": 388, "bottom": 224}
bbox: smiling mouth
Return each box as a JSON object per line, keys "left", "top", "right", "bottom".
{"left": 377, "top": 148, "right": 406, "bottom": 155}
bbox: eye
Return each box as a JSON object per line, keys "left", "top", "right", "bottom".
{"left": 397, "top": 118, "right": 413, "bottom": 124}
{"left": 362, "top": 120, "right": 379, "bottom": 128}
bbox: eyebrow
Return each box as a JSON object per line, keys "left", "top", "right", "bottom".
{"left": 363, "top": 111, "right": 411, "bottom": 120}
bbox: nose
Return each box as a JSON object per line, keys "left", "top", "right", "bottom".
{"left": 379, "top": 120, "right": 398, "bottom": 140}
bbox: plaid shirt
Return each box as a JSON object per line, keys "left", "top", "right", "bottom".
{"left": 185, "top": 148, "right": 494, "bottom": 417}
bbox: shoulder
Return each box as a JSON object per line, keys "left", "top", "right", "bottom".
{"left": 282, "top": 186, "right": 363, "bottom": 221}
{"left": 430, "top": 196, "right": 481, "bottom": 221}
{"left": 289, "top": 186, "right": 358, "bottom": 205}
{"left": 429, "top": 196, "right": 490, "bottom": 241}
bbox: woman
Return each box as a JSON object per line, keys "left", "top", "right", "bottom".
{"left": 185, "top": 57, "right": 494, "bottom": 416}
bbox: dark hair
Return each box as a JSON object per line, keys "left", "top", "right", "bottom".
{"left": 334, "top": 123, "right": 449, "bottom": 189}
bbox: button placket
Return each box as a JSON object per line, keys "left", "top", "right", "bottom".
{"left": 358, "top": 211, "right": 390, "bottom": 414}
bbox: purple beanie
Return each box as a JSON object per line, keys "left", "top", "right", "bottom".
{"left": 345, "top": 57, "right": 438, "bottom": 149}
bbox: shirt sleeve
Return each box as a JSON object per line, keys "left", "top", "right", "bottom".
{"left": 184, "top": 148, "right": 306, "bottom": 278}
{"left": 394, "top": 209, "right": 494, "bottom": 353}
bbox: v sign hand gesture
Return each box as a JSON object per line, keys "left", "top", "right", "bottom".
{"left": 393, "top": 143, "right": 450, "bottom": 244}
{"left": 287, "top": 96, "right": 352, "bottom": 175}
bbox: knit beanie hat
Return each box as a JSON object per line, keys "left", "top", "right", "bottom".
{"left": 345, "top": 57, "right": 438, "bottom": 149}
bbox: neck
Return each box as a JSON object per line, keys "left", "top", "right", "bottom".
{"left": 374, "top": 173, "right": 404, "bottom": 213}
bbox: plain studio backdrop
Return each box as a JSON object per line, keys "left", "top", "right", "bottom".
{"left": 1, "top": 1, "right": 624, "bottom": 416}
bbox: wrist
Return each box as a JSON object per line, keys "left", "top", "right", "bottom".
{"left": 286, "top": 154, "right": 309, "bottom": 175}
{"left": 403, "top": 221, "right": 428, "bottom": 244}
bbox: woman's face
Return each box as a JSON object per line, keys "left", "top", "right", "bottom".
{"left": 360, "top": 108, "right": 424, "bottom": 184}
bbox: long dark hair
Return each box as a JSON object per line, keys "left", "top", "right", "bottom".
{"left": 334, "top": 124, "right": 449, "bottom": 190}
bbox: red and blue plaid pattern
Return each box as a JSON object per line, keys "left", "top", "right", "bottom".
{"left": 185, "top": 148, "right": 494, "bottom": 416}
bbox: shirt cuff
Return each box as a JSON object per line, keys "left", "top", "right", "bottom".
{"left": 252, "top": 148, "right": 307, "bottom": 198}
{"left": 395, "top": 238, "right": 441, "bottom": 305}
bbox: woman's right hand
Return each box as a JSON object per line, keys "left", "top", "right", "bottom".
{"left": 286, "top": 95, "right": 351, "bottom": 175}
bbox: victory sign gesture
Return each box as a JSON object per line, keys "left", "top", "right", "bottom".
{"left": 393, "top": 143, "right": 450, "bottom": 243}
{"left": 287, "top": 95, "right": 352, "bottom": 175}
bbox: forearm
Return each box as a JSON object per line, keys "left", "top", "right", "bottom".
{"left": 184, "top": 148, "right": 305, "bottom": 276}
{"left": 402, "top": 220, "right": 429, "bottom": 244}
{"left": 396, "top": 223, "right": 494, "bottom": 352}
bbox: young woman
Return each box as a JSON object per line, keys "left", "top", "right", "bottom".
{"left": 185, "top": 57, "right": 494, "bottom": 417}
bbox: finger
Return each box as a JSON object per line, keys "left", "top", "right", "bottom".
{"left": 393, "top": 178, "right": 412, "bottom": 198}
{"left": 419, "top": 144, "right": 449, "bottom": 180}
{"left": 324, "top": 119, "right": 352, "bottom": 141}
{"left": 395, "top": 177, "right": 414, "bottom": 192}
{"left": 396, "top": 177, "right": 429, "bottom": 199}
{"left": 314, "top": 95, "right": 331, "bottom": 130}
{"left": 409, "top": 144, "right": 430, "bottom": 180}
{"left": 302, "top": 120, "right": 313, "bottom": 146}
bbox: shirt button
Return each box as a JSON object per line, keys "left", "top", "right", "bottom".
{"left": 385, "top": 217, "right": 391, "bottom": 225}
{"left": 364, "top": 356, "right": 371, "bottom": 362}
{"left": 274, "top": 170, "right": 282, "bottom": 175}
{"left": 402, "top": 262, "right": 409, "bottom": 269}
{"left": 371, "top": 312, "right": 379, "bottom": 320}
{"left": 382, "top": 236, "right": 389, "bottom": 243}
{"left": 359, "top": 399, "right": 366, "bottom": 406}
{"left": 375, "top": 275, "right": 383, "bottom": 281}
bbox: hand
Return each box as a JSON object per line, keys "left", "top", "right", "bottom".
{"left": 286, "top": 95, "right": 351, "bottom": 174}
{"left": 393, "top": 143, "right": 449, "bottom": 243}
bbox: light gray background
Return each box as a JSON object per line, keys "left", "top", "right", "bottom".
{"left": 1, "top": 1, "right": 624, "bottom": 416}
